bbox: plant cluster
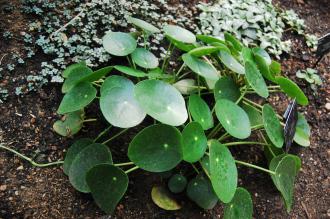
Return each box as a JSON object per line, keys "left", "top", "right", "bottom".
{"left": 51, "top": 18, "right": 311, "bottom": 216}
{"left": 1, "top": 0, "right": 316, "bottom": 100}
{"left": 296, "top": 68, "right": 322, "bottom": 91}
{"left": 197, "top": 0, "right": 317, "bottom": 58}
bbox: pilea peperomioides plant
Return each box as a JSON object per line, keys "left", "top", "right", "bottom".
{"left": 0, "top": 17, "right": 311, "bottom": 217}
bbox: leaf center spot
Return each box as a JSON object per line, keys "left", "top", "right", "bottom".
{"left": 113, "top": 177, "right": 117, "bottom": 181}
{"left": 194, "top": 136, "right": 198, "bottom": 141}
{"left": 163, "top": 143, "right": 169, "bottom": 149}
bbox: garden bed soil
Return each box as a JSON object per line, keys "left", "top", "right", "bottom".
{"left": 0, "top": 0, "right": 329, "bottom": 218}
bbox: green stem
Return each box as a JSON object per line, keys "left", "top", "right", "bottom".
{"left": 102, "top": 128, "right": 129, "bottom": 145}
{"left": 175, "top": 63, "right": 185, "bottom": 78}
{"left": 191, "top": 163, "right": 200, "bottom": 174}
{"left": 83, "top": 118, "right": 97, "bottom": 123}
{"left": 242, "top": 101, "right": 262, "bottom": 113}
{"left": 218, "top": 132, "right": 229, "bottom": 141}
{"left": 207, "top": 123, "right": 222, "bottom": 138}
{"left": 223, "top": 141, "right": 269, "bottom": 146}
{"left": 125, "top": 166, "right": 139, "bottom": 174}
{"left": 235, "top": 160, "right": 275, "bottom": 175}
{"left": 161, "top": 42, "right": 173, "bottom": 71}
{"left": 251, "top": 124, "right": 264, "bottom": 130}
{"left": 0, "top": 145, "right": 63, "bottom": 167}
{"left": 259, "top": 131, "right": 276, "bottom": 157}
{"left": 114, "top": 162, "right": 134, "bottom": 167}
{"left": 94, "top": 125, "right": 112, "bottom": 142}
{"left": 126, "top": 56, "right": 133, "bottom": 67}
{"left": 243, "top": 97, "right": 263, "bottom": 109}
{"left": 236, "top": 85, "right": 248, "bottom": 104}
{"left": 197, "top": 75, "right": 201, "bottom": 96}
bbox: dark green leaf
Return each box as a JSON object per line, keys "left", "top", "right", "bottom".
{"left": 114, "top": 65, "right": 147, "bottom": 78}
{"left": 168, "top": 174, "right": 187, "bottom": 193}
{"left": 182, "top": 122, "right": 208, "bottom": 163}
{"left": 245, "top": 61, "right": 269, "bottom": 98}
{"left": 188, "top": 46, "right": 219, "bottom": 57}
{"left": 209, "top": 140, "right": 237, "bottom": 203}
{"left": 241, "top": 104, "right": 263, "bottom": 127}
{"left": 62, "top": 61, "right": 87, "bottom": 78}
{"left": 57, "top": 82, "right": 97, "bottom": 114}
{"left": 188, "top": 94, "right": 214, "bottom": 130}
{"left": 187, "top": 175, "right": 218, "bottom": 209}
{"left": 62, "top": 66, "right": 93, "bottom": 93}
{"left": 196, "top": 34, "right": 226, "bottom": 45}
{"left": 86, "top": 164, "right": 128, "bottom": 214}
{"left": 131, "top": 48, "right": 159, "bottom": 69}
{"left": 128, "top": 124, "right": 182, "bottom": 172}
{"left": 69, "top": 143, "right": 113, "bottom": 192}
{"left": 262, "top": 104, "right": 284, "bottom": 148}
{"left": 219, "top": 50, "right": 245, "bottom": 75}
{"left": 276, "top": 77, "right": 308, "bottom": 106}
{"left": 252, "top": 47, "right": 271, "bottom": 65}
{"left": 63, "top": 138, "right": 93, "bottom": 175}
{"left": 214, "top": 76, "right": 240, "bottom": 102}
{"left": 182, "top": 53, "right": 219, "bottom": 80}
{"left": 224, "top": 32, "right": 242, "bottom": 52}
{"left": 215, "top": 99, "right": 251, "bottom": 139}
{"left": 101, "top": 75, "right": 133, "bottom": 96}
{"left": 223, "top": 187, "right": 253, "bottom": 219}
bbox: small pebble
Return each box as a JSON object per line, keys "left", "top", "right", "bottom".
{"left": 325, "top": 103, "right": 330, "bottom": 111}
{"left": 17, "top": 165, "right": 24, "bottom": 170}
{"left": 0, "top": 185, "right": 7, "bottom": 191}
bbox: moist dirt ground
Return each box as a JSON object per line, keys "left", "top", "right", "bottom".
{"left": 0, "top": 0, "right": 329, "bottom": 218}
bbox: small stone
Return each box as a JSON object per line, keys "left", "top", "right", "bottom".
{"left": 17, "top": 165, "right": 24, "bottom": 170}
{"left": 0, "top": 185, "right": 7, "bottom": 191}
{"left": 325, "top": 103, "right": 330, "bottom": 111}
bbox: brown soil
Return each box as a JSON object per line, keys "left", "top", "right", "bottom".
{"left": 0, "top": 0, "right": 329, "bottom": 218}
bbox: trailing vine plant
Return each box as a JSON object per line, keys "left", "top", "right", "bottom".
{"left": 1, "top": 17, "right": 311, "bottom": 217}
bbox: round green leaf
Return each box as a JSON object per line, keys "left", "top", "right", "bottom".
{"left": 128, "top": 17, "right": 160, "bottom": 34}
{"left": 276, "top": 77, "right": 308, "bottom": 106}
{"left": 224, "top": 32, "right": 242, "bottom": 52}
{"left": 293, "top": 113, "right": 310, "bottom": 147}
{"left": 214, "top": 76, "right": 240, "bottom": 102}
{"left": 100, "top": 85, "right": 146, "bottom": 128}
{"left": 79, "top": 66, "right": 113, "bottom": 83}
{"left": 219, "top": 50, "right": 245, "bottom": 75}
{"left": 188, "top": 46, "right": 219, "bottom": 57}
{"left": 166, "top": 35, "right": 196, "bottom": 52}
{"left": 86, "top": 164, "right": 128, "bottom": 214}
{"left": 57, "top": 82, "right": 97, "bottom": 114}
{"left": 196, "top": 34, "right": 226, "bottom": 45}
{"left": 209, "top": 140, "right": 237, "bottom": 203}
{"left": 134, "top": 79, "right": 188, "bottom": 126}
{"left": 173, "top": 79, "right": 197, "bottom": 95}
{"left": 69, "top": 143, "right": 113, "bottom": 193}
{"left": 62, "top": 61, "right": 87, "bottom": 78}
{"left": 101, "top": 75, "right": 133, "bottom": 96}
{"left": 223, "top": 187, "right": 253, "bottom": 219}
{"left": 245, "top": 61, "right": 269, "bottom": 98}
{"left": 188, "top": 94, "right": 214, "bottom": 130}
{"left": 242, "top": 104, "right": 263, "bottom": 127}
{"left": 62, "top": 66, "right": 93, "bottom": 93}
{"left": 215, "top": 99, "right": 251, "bottom": 139}
{"left": 182, "top": 122, "right": 208, "bottom": 163}
{"left": 241, "top": 47, "right": 253, "bottom": 63}
{"left": 163, "top": 25, "right": 196, "bottom": 44}
{"left": 269, "top": 61, "right": 281, "bottom": 76}
{"left": 128, "top": 124, "right": 183, "bottom": 172}
{"left": 168, "top": 174, "right": 187, "bottom": 193}
{"left": 103, "top": 32, "right": 137, "bottom": 56}
{"left": 63, "top": 138, "right": 93, "bottom": 175}
{"left": 53, "top": 110, "right": 84, "bottom": 137}
{"left": 252, "top": 47, "right": 271, "bottom": 65}
{"left": 151, "top": 186, "right": 181, "bottom": 210}
{"left": 186, "top": 175, "right": 218, "bottom": 209}
{"left": 272, "top": 156, "right": 299, "bottom": 212}
{"left": 200, "top": 155, "right": 210, "bottom": 176}
{"left": 131, "top": 48, "right": 159, "bottom": 69}
{"left": 262, "top": 104, "right": 284, "bottom": 148}
{"left": 182, "top": 53, "right": 219, "bottom": 80}
{"left": 254, "top": 54, "right": 275, "bottom": 82}
{"left": 114, "top": 65, "right": 147, "bottom": 78}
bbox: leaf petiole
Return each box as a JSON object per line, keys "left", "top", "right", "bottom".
{"left": 102, "top": 128, "right": 129, "bottom": 145}
{"left": 235, "top": 160, "right": 275, "bottom": 175}
{"left": 124, "top": 166, "right": 139, "bottom": 174}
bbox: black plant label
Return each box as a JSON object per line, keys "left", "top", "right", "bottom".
{"left": 283, "top": 99, "right": 298, "bottom": 152}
